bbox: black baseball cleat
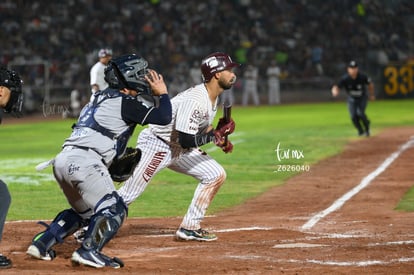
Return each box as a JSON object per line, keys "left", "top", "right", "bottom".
{"left": 175, "top": 227, "right": 218, "bottom": 242}
{"left": 72, "top": 247, "right": 124, "bottom": 268}
{"left": 0, "top": 254, "right": 12, "bottom": 269}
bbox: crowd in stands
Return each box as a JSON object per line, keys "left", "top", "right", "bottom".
{"left": 0, "top": 0, "right": 412, "bottom": 97}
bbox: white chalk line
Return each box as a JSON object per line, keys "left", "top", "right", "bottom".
{"left": 302, "top": 136, "right": 414, "bottom": 230}
{"left": 0, "top": 158, "right": 49, "bottom": 169}
{"left": 227, "top": 255, "right": 414, "bottom": 267}
{"left": 144, "top": 226, "right": 272, "bottom": 238}
{"left": 1, "top": 157, "right": 55, "bottom": 185}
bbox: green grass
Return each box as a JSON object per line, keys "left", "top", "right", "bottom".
{"left": 396, "top": 188, "right": 414, "bottom": 211}
{"left": 1, "top": 99, "right": 414, "bottom": 220}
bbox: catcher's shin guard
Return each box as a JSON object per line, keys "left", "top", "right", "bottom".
{"left": 82, "top": 192, "right": 127, "bottom": 252}
{"left": 29, "top": 208, "right": 84, "bottom": 259}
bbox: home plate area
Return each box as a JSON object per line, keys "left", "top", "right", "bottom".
{"left": 3, "top": 127, "right": 414, "bottom": 274}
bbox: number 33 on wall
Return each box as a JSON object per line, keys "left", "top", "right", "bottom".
{"left": 383, "top": 64, "right": 414, "bottom": 96}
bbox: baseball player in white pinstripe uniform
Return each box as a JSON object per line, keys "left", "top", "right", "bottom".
{"left": 118, "top": 52, "right": 239, "bottom": 241}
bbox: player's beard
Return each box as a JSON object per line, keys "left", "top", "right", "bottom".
{"left": 220, "top": 76, "right": 237, "bottom": 90}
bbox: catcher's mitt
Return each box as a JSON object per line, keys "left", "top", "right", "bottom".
{"left": 108, "top": 147, "right": 141, "bottom": 182}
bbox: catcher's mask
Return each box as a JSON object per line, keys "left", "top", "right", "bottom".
{"left": 0, "top": 67, "right": 24, "bottom": 116}
{"left": 200, "top": 52, "right": 240, "bottom": 83}
{"left": 104, "top": 54, "right": 151, "bottom": 95}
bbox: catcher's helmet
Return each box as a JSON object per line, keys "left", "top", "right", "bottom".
{"left": 0, "top": 67, "right": 23, "bottom": 115}
{"left": 201, "top": 52, "right": 240, "bottom": 82}
{"left": 104, "top": 54, "right": 150, "bottom": 94}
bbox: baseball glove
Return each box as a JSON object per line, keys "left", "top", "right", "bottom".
{"left": 108, "top": 147, "right": 141, "bottom": 182}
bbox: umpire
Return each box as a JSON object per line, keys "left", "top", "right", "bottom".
{"left": 331, "top": 60, "right": 375, "bottom": 136}
{"left": 0, "top": 67, "right": 24, "bottom": 269}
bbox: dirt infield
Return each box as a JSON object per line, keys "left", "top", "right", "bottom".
{"left": 2, "top": 126, "right": 414, "bottom": 274}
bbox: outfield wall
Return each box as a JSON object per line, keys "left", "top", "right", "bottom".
{"left": 11, "top": 61, "right": 414, "bottom": 114}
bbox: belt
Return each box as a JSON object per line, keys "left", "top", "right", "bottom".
{"left": 63, "top": 145, "right": 92, "bottom": 152}
{"left": 63, "top": 145, "right": 107, "bottom": 165}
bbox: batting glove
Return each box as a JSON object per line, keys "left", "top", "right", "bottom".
{"left": 221, "top": 140, "right": 233, "bottom": 153}
{"left": 213, "top": 132, "right": 233, "bottom": 154}
{"left": 215, "top": 118, "right": 235, "bottom": 137}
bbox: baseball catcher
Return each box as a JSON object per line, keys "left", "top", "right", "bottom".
{"left": 26, "top": 54, "right": 172, "bottom": 269}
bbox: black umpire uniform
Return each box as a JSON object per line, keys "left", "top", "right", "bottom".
{"left": 0, "top": 67, "right": 24, "bottom": 269}
{"left": 332, "top": 60, "right": 375, "bottom": 136}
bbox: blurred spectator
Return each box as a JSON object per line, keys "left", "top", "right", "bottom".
{"left": 311, "top": 44, "right": 324, "bottom": 76}
{"left": 90, "top": 48, "right": 112, "bottom": 100}
{"left": 189, "top": 61, "right": 202, "bottom": 87}
{"left": 220, "top": 85, "right": 235, "bottom": 106}
{"left": 242, "top": 64, "right": 259, "bottom": 106}
{"left": 266, "top": 60, "right": 281, "bottom": 104}
{"left": 0, "top": 0, "right": 411, "bottom": 104}
{"left": 62, "top": 89, "right": 82, "bottom": 119}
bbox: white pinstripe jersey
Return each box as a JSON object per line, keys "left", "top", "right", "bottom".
{"left": 149, "top": 83, "right": 218, "bottom": 144}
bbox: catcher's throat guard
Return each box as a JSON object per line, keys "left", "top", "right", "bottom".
{"left": 108, "top": 147, "right": 142, "bottom": 182}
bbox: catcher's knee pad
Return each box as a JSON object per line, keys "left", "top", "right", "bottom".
{"left": 33, "top": 208, "right": 84, "bottom": 251}
{"left": 82, "top": 192, "right": 127, "bottom": 251}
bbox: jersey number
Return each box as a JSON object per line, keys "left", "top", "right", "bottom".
{"left": 383, "top": 65, "right": 414, "bottom": 96}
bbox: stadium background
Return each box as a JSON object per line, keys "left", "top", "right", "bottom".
{"left": 1, "top": 0, "right": 413, "bottom": 113}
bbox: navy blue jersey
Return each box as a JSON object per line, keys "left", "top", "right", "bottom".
{"left": 65, "top": 88, "right": 171, "bottom": 164}
{"left": 337, "top": 72, "right": 372, "bottom": 98}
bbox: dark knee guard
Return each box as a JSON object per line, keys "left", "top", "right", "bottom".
{"left": 82, "top": 192, "right": 127, "bottom": 252}
{"left": 33, "top": 208, "right": 84, "bottom": 253}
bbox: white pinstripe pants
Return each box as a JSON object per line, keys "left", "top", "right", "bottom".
{"left": 117, "top": 128, "right": 226, "bottom": 230}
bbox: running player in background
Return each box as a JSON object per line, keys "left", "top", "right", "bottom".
{"left": 118, "top": 52, "right": 239, "bottom": 242}
{"left": 331, "top": 60, "right": 375, "bottom": 136}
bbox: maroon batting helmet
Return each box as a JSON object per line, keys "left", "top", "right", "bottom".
{"left": 201, "top": 52, "right": 240, "bottom": 82}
